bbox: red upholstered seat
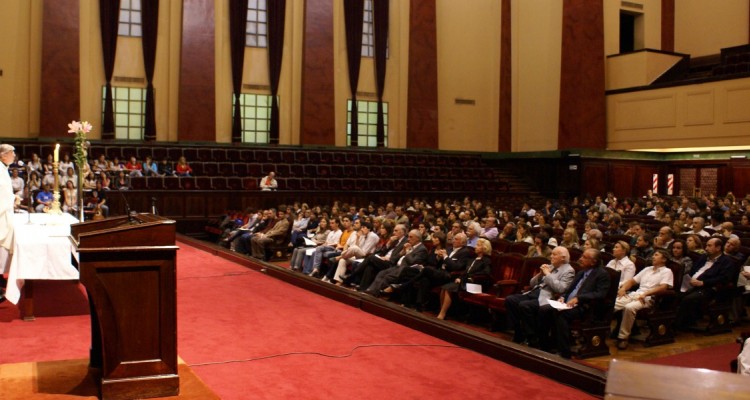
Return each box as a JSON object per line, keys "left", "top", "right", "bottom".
{"left": 462, "top": 252, "right": 524, "bottom": 309}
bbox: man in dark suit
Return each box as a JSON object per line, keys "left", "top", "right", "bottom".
{"left": 364, "top": 229, "right": 429, "bottom": 295}
{"left": 537, "top": 248, "right": 610, "bottom": 358}
{"left": 400, "top": 232, "right": 475, "bottom": 310}
{"left": 675, "top": 237, "right": 737, "bottom": 329}
{"left": 346, "top": 224, "right": 407, "bottom": 290}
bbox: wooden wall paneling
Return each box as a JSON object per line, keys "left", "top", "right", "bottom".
{"left": 161, "top": 194, "right": 185, "bottom": 219}
{"left": 731, "top": 164, "right": 750, "bottom": 197}
{"left": 610, "top": 163, "right": 637, "bottom": 199}
{"left": 558, "top": 0, "right": 606, "bottom": 149}
{"left": 407, "top": 0, "right": 439, "bottom": 149}
{"left": 498, "top": 0, "right": 512, "bottom": 152}
{"left": 300, "top": 0, "right": 336, "bottom": 145}
{"left": 178, "top": 0, "right": 216, "bottom": 141}
{"left": 40, "top": 0, "right": 80, "bottom": 137}
{"left": 184, "top": 194, "right": 209, "bottom": 217}
{"left": 635, "top": 165, "right": 659, "bottom": 197}
{"left": 661, "top": 0, "right": 675, "bottom": 52}
{"left": 580, "top": 161, "right": 608, "bottom": 197}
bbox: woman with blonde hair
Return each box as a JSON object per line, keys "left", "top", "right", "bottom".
{"left": 559, "top": 227, "right": 580, "bottom": 249}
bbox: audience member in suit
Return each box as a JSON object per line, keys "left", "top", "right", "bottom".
{"left": 537, "top": 248, "right": 611, "bottom": 358}
{"left": 345, "top": 224, "right": 407, "bottom": 289}
{"left": 630, "top": 233, "right": 655, "bottom": 263}
{"left": 405, "top": 233, "right": 475, "bottom": 311}
{"left": 506, "top": 246, "right": 575, "bottom": 346}
{"left": 250, "top": 210, "right": 291, "bottom": 260}
{"left": 363, "top": 229, "right": 429, "bottom": 295}
{"left": 384, "top": 232, "right": 447, "bottom": 303}
{"left": 724, "top": 237, "right": 748, "bottom": 267}
{"left": 436, "top": 238, "right": 492, "bottom": 320}
{"left": 675, "top": 237, "right": 737, "bottom": 330}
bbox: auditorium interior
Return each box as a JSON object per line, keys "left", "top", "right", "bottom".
{"left": 1, "top": 0, "right": 750, "bottom": 398}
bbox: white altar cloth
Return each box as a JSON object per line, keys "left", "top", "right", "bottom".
{"left": 2, "top": 212, "right": 79, "bottom": 304}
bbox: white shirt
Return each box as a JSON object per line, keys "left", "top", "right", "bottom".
{"left": 632, "top": 266, "right": 674, "bottom": 297}
{"left": 607, "top": 257, "right": 636, "bottom": 287}
{"left": 323, "top": 229, "right": 342, "bottom": 247}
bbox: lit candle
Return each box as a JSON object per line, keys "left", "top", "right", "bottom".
{"left": 54, "top": 143, "right": 59, "bottom": 163}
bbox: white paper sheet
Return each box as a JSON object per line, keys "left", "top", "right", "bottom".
{"left": 547, "top": 299, "right": 573, "bottom": 310}
{"left": 465, "top": 283, "right": 482, "bottom": 294}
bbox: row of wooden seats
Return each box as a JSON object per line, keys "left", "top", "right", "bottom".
{"left": 127, "top": 175, "right": 501, "bottom": 192}
{"left": 178, "top": 161, "right": 493, "bottom": 181}
{"left": 16, "top": 142, "right": 483, "bottom": 169}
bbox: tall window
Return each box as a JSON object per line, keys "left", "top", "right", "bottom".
{"left": 240, "top": 94, "right": 273, "bottom": 144}
{"left": 103, "top": 87, "right": 146, "bottom": 140}
{"left": 246, "top": 0, "right": 268, "bottom": 48}
{"left": 361, "top": 0, "right": 374, "bottom": 57}
{"left": 118, "top": 0, "right": 142, "bottom": 37}
{"left": 347, "top": 100, "right": 387, "bottom": 147}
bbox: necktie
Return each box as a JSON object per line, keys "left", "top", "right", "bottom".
{"left": 566, "top": 269, "right": 592, "bottom": 302}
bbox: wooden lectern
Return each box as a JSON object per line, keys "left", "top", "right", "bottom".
{"left": 70, "top": 213, "right": 179, "bottom": 400}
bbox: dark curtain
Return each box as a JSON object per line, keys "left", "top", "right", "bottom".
{"left": 141, "top": 0, "right": 159, "bottom": 141}
{"left": 343, "top": 0, "right": 364, "bottom": 146}
{"left": 373, "top": 0, "right": 389, "bottom": 147}
{"left": 229, "top": 0, "right": 249, "bottom": 143}
{"left": 267, "top": 0, "right": 287, "bottom": 145}
{"left": 100, "top": 0, "right": 121, "bottom": 140}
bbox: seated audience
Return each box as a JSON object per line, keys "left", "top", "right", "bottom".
{"left": 34, "top": 184, "right": 53, "bottom": 213}
{"left": 506, "top": 246, "right": 575, "bottom": 346}
{"left": 526, "top": 233, "right": 552, "bottom": 258}
{"left": 436, "top": 238, "right": 492, "bottom": 320}
{"left": 685, "top": 234, "right": 706, "bottom": 254}
{"left": 331, "top": 221, "right": 380, "bottom": 285}
{"left": 62, "top": 180, "right": 78, "bottom": 215}
{"left": 125, "top": 156, "right": 143, "bottom": 177}
{"left": 669, "top": 238, "right": 693, "bottom": 273}
{"left": 538, "top": 248, "right": 610, "bottom": 358}
{"left": 175, "top": 156, "right": 193, "bottom": 177}
{"left": 142, "top": 155, "right": 159, "bottom": 177}
{"left": 363, "top": 229, "right": 428, "bottom": 295}
{"left": 559, "top": 227, "right": 580, "bottom": 249}
{"left": 612, "top": 249, "right": 674, "bottom": 350}
{"left": 250, "top": 209, "right": 291, "bottom": 260}
{"left": 675, "top": 238, "right": 736, "bottom": 330}
{"left": 260, "top": 171, "right": 278, "bottom": 191}
{"left": 630, "top": 234, "right": 654, "bottom": 262}
{"left": 606, "top": 241, "right": 635, "bottom": 287}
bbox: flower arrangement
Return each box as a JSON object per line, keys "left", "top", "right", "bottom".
{"left": 68, "top": 120, "right": 92, "bottom": 170}
{"left": 68, "top": 120, "right": 92, "bottom": 221}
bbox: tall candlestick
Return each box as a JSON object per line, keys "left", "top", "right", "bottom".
{"left": 54, "top": 143, "right": 60, "bottom": 163}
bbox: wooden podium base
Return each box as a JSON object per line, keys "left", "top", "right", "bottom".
{"left": 101, "top": 373, "right": 180, "bottom": 400}
{"left": 0, "top": 358, "right": 219, "bottom": 399}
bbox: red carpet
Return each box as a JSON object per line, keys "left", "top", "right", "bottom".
{"left": 0, "top": 241, "right": 596, "bottom": 399}
{"left": 645, "top": 342, "right": 740, "bottom": 372}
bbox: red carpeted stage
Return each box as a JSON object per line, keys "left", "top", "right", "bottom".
{"left": 0, "top": 240, "right": 599, "bottom": 399}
